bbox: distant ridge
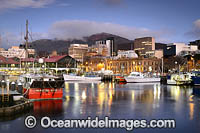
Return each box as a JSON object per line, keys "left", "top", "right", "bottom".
{"left": 27, "top": 32, "right": 132, "bottom": 56}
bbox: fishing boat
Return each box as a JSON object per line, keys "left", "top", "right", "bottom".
{"left": 125, "top": 72, "right": 160, "bottom": 83}
{"left": 115, "top": 75, "right": 126, "bottom": 83}
{"left": 63, "top": 73, "right": 102, "bottom": 81}
{"left": 167, "top": 73, "right": 194, "bottom": 85}
{"left": 19, "top": 74, "right": 64, "bottom": 100}
{"left": 191, "top": 71, "right": 200, "bottom": 85}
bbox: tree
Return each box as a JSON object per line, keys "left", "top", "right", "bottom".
{"left": 163, "top": 56, "right": 187, "bottom": 73}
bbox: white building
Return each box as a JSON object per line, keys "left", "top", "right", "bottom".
{"left": 0, "top": 46, "right": 35, "bottom": 58}
{"left": 95, "top": 39, "right": 114, "bottom": 57}
{"left": 117, "top": 50, "right": 138, "bottom": 58}
{"left": 168, "top": 43, "right": 198, "bottom": 55}
{"left": 154, "top": 49, "right": 163, "bottom": 59}
{"left": 68, "top": 44, "right": 88, "bottom": 62}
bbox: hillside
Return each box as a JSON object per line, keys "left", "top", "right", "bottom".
{"left": 25, "top": 32, "right": 132, "bottom": 56}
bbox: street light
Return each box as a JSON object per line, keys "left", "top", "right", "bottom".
{"left": 38, "top": 58, "right": 44, "bottom": 74}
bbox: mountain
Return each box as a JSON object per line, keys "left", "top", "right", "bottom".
{"left": 25, "top": 39, "right": 86, "bottom": 56}
{"left": 24, "top": 32, "right": 132, "bottom": 56}
{"left": 83, "top": 32, "right": 131, "bottom": 46}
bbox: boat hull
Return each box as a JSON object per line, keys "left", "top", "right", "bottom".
{"left": 125, "top": 77, "right": 160, "bottom": 83}
{"left": 63, "top": 74, "right": 101, "bottom": 81}
{"left": 115, "top": 76, "right": 126, "bottom": 83}
{"left": 167, "top": 80, "right": 191, "bottom": 85}
{"left": 192, "top": 76, "right": 200, "bottom": 85}
{"left": 24, "top": 88, "right": 63, "bottom": 100}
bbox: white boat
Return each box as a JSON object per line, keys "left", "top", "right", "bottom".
{"left": 63, "top": 74, "right": 102, "bottom": 81}
{"left": 167, "top": 73, "right": 194, "bottom": 85}
{"left": 125, "top": 72, "right": 160, "bottom": 83}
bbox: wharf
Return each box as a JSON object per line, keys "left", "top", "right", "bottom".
{"left": 0, "top": 101, "right": 33, "bottom": 117}
{"left": 0, "top": 89, "right": 33, "bottom": 118}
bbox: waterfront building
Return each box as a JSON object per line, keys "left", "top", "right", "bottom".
{"left": 163, "top": 44, "right": 176, "bottom": 57}
{"left": 116, "top": 42, "right": 134, "bottom": 51}
{"left": 154, "top": 49, "right": 163, "bottom": 59}
{"left": 155, "top": 43, "right": 175, "bottom": 57}
{"left": 84, "top": 56, "right": 161, "bottom": 74}
{"left": 87, "top": 43, "right": 108, "bottom": 57}
{"left": 95, "top": 38, "right": 115, "bottom": 57}
{"left": 0, "top": 55, "right": 19, "bottom": 67}
{"left": 155, "top": 43, "right": 198, "bottom": 57}
{"left": 105, "top": 57, "right": 161, "bottom": 74}
{"left": 168, "top": 43, "right": 198, "bottom": 56}
{"left": 68, "top": 44, "right": 88, "bottom": 62}
{"left": 95, "top": 37, "right": 134, "bottom": 57}
{"left": 134, "top": 37, "right": 155, "bottom": 57}
{"left": 0, "top": 48, "right": 5, "bottom": 51}
{"left": 0, "top": 46, "right": 35, "bottom": 58}
{"left": 189, "top": 40, "right": 200, "bottom": 50}
{"left": 83, "top": 56, "right": 105, "bottom": 72}
{"left": 21, "top": 55, "right": 76, "bottom": 68}
{"left": 117, "top": 50, "right": 138, "bottom": 58}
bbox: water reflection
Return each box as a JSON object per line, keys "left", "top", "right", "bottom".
{"left": 1, "top": 82, "right": 200, "bottom": 133}
{"left": 33, "top": 100, "right": 63, "bottom": 117}
{"left": 62, "top": 82, "right": 195, "bottom": 119}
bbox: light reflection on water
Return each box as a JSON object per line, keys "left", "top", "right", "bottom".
{"left": 1, "top": 82, "right": 200, "bottom": 133}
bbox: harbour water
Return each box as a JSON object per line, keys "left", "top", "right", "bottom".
{"left": 1, "top": 82, "right": 200, "bottom": 132}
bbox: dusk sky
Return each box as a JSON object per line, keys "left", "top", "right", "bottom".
{"left": 0, "top": 0, "right": 200, "bottom": 48}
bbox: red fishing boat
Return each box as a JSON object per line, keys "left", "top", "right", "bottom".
{"left": 20, "top": 74, "right": 64, "bottom": 100}
{"left": 115, "top": 75, "right": 127, "bottom": 84}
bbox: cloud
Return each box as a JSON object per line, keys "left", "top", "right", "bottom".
{"left": 104, "top": 0, "right": 122, "bottom": 5}
{"left": 57, "top": 3, "right": 71, "bottom": 7}
{"left": 0, "top": 32, "right": 22, "bottom": 48}
{"left": 185, "top": 19, "right": 200, "bottom": 39}
{"left": 0, "top": 20, "right": 172, "bottom": 48}
{"left": 0, "top": 0, "right": 55, "bottom": 11}
{"left": 48, "top": 20, "right": 170, "bottom": 42}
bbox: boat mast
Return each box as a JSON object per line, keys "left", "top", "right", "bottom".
{"left": 24, "top": 20, "right": 29, "bottom": 59}
{"left": 0, "top": 34, "right": 1, "bottom": 48}
{"left": 162, "top": 57, "right": 164, "bottom": 75}
{"left": 24, "top": 20, "right": 29, "bottom": 72}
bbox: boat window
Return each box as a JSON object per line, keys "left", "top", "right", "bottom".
{"left": 131, "top": 73, "right": 140, "bottom": 76}
{"left": 30, "top": 81, "right": 64, "bottom": 88}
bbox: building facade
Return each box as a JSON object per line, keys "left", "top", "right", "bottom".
{"left": 134, "top": 37, "right": 155, "bottom": 57}
{"left": 84, "top": 56, "right": 161, "bottom": 75}
{"left": 0, "top": 55, "right": 19, "bottom": 67}
{"left": 68, "top": 44, "right": 88, "bottom": 62}
{"left": 189, "top": 40, "right": 200, "bottom": 50}
{"left": 21, "top": 55, "right": 76, "bottom": 68}
{"left": 168, "top": 43, "right": 198, "bottom": 56}
{"left": 95, "top": 38, "right": 115, "bottom": 57}
{"left": 106, "top": 57, "right": 161, "bottom": 74}
{"left": 117, "top": 50, "right": 138, "bottom": 58}
{"left": 0, "top": 46, "right": 35, "bottom": 58}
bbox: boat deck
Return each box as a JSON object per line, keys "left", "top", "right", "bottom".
{"left": 0, "top": 89, "right": 20, "bottom": 95}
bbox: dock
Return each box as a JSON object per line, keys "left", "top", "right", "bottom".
{"left": 0, "top": 88, "right": 33, "bottom": 118}
{"left": 0, "top": 101, "right": 33, "bottom": 117}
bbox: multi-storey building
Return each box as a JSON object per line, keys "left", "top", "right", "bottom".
{"left": 0, "top": 46, "right": 35, "bottom": 58}
{"left": 95, "top": 38, "right": 115, "bottom": 57}
{"left": 134, "top": 37, "right": 155, "bottom": 57}
{"left": 106, "top": 57, "right": 161, "bottom": 74}
{"left": 189, "top": 40, "right": 200, "bottom": 50}
{"left": 84, "top": 56, "right": 161, "bottom": 74}
{"left": 68, "top": 44, "right": 88, "bottom": 62}
{"left": 168, "top": 43, "right": 198, "bottom": 56}
{"left": 117, "top": 50, "right": 138, "bottom": 58}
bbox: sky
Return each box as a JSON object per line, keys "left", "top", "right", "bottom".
{"left": 0, "top": 0, "right": 200, "bottom": 48}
